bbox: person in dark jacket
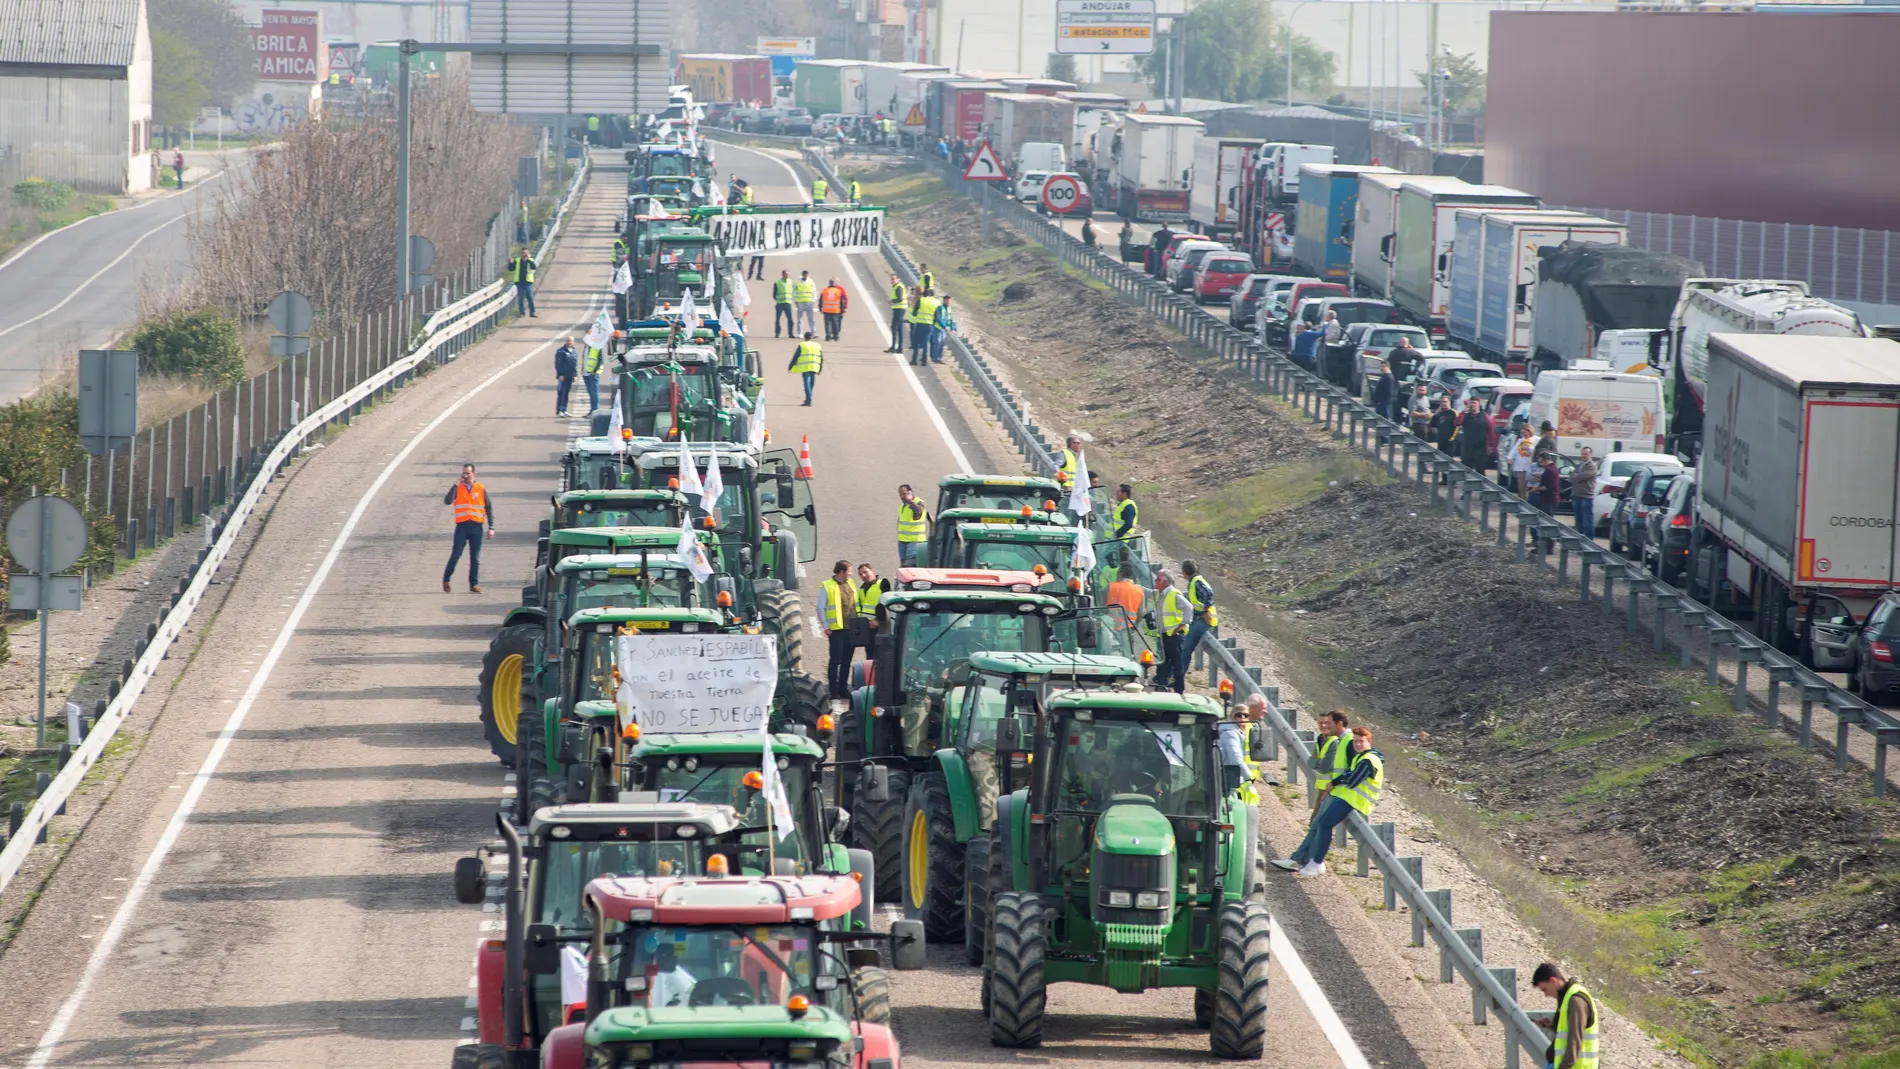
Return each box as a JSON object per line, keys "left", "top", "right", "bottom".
{"left": 1370, "top": 361, "right": 1397, "bottom": 420}
{"left": 1149, "top": 225, "right": 1174, "bottom": 276}
{"left": 553, "top": 337, "right": 579, "bottom": 417}
{"left": 1531, "top": 454, "right": 1562, "bottom": 513}
{"left": 1454, "top": 397, "right": 1492, "bottom": 472}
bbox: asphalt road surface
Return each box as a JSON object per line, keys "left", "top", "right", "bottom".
{"left": 0, "top": 153, "right": 245, "bottom": 405}
{"left": 0, "top": 149, "right": 1462, "bottom": 1069}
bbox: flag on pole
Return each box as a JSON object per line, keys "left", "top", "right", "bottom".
{"left": 605, "top": 399, "right": 624, "bottom": 450}
{"left": 1067, "top": 450, "right": 1092, "bottom": 517}
{"left": 611, "top": 260, "right": 632, "bottom": 294}
{"left": 680, "top": 290, "right": 702, "bottom": 333}
{"left": 1072, "top": 523, "right": 1097, "bottom": 578}
{"left": 748, "top": 397, "right": 766, "bottom": 452}
{"left": 677, "top": 518, "right": 715, "bottom": 582}
{"left": 699, "top": 450, "right": 724, "bottom": 521}
{"left": 718, "top": 301, "right": 742, "bottom": 337}
{"left": 583, "top": 310, "right": 613, "bottom": 351}
{"left": 760, "top": 732, "right": 796, "bottom": 842}
{"left": 676, "top": 439, "right": 703, "bottom": 500}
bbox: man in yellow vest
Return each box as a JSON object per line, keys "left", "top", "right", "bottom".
{"left": 1151, "top": 570, "right": 1192, "bottom": 693}
{"left": 896, "top": 483, "right": 930, "bottom": 567}
{"left": 612, "top": 236, "right": 628, "bottom": 264}
{"left": 1533, "top": 964, "right": 1600, "bottom": 1069}
{"left": 1111, "top": 484, "right": 1139, "bottom": 541}
{"left": 773, "top": 270, "right": 795, "bottom": 339}
{"left": 441, "top": 463, "right": 496, "bottom": 593}
{"left": 1057, "top": 434, "right": 1082, "bottom": 489}
{"left": 885, "top": 274, "right": 909, "bottom": 353}
{"left": 849, "top": 179, "right": 862, "bottom": 204}
{"left": 918, "top": 264, "right": 935, "bottom": 292}
{"left": 793, "top": 269, "right": 818, "bottom": 337}
{"left": 812, "top": 176, "right": 828, "bottom": 203}
{"left": 1181, "top": 559, "right": 1219, "bottom": 669}
{"left": 507, "top": 248, "right": 537, "bottom": 317}
{"left": 1272, "top": 709, "right": 1350, "bottom": 870}
{"left": 853, "top": 562, "right": 889, "bottom": 654}
{"left": 788, "top": 332, "right": 823, "bottom": 406}
{"left": 1218, "top": 699, "right": 1260, "bottom": 805}
{"left": 1289, "top": 727, "right": 1382, "bottom": 877}
{"left": 582, "top": 343, "right": 605, "bottom": 415}
{"left": 907, "top": 290, "right": 939, "bottom": 366}
{"left": 820, "top": 560, "right": 858, "bottom": 699}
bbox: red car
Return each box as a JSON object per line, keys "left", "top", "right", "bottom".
{"left": 1194, "top": 252, "right": 1254, "bottom": 304}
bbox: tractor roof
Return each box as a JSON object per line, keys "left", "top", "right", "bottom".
{"left": 527, "top": 801, "right": 741, "bottom": 839}
{"left": 1046, "top": 690, "right": 1224, "bottom": 719}
{"left": 628, "top": 441, "right": 758, "bottom": 470}
{"left": 557, "top": 488, "right": 684, "bottom": 505}
{"left": 937, "top": 506, "right": 1069, "bottom": 525}
{"left": 554, "top": 552, "right": 693, "bottom": 575}
{"left": 633, "top": 732, "right": 825, "bottom": 759}
{"left": 584, "top": 873, "right": 861, "bottom": 924}
{"left": 585, "top": 1004, "right": 852, "bottom": 1047}
{"left": 939, "top": 473, "right": 1062, "bottom": 491}
{"left": 549, "top": 526, "right": 681, "bottom": 549}
{"left": 620, "top": 345, "right": 720, "bottom": 365}
{"left": 894, "top": 567, "right": 1054, "bottom": 593}
{"left": 568, "top": 606, "right": 726, "bottom": 628}
{"left": 956, "top": 523, "right": 1079, "bottom": 544}
{"left": 965, "top": 651, "right": 1141, "bottom": 677}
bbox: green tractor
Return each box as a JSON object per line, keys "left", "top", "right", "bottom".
{"left": 979, "top": 689, "right": 1273, "bottom": 1058}
{"left": 623, "top": 440, "right": 816, "bottom": 594}
{"left": 933, "top": 473, "right": 1066, "bottom": 518}
{"left": 620, "top": 224, "right": 720, "bottom": 322}
{"left": 561, "top": 437, "right": 635, "bottom": 492}
{"left": 597, "top": 343, "right": 752, "bottom": 445}
{"left": 897, "top": 651, "right": 1146, "bottom": 948}
{"left": 923, "top": 506, "right": 1069, "bottom": 569}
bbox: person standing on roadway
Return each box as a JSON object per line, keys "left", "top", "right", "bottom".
{"left": 1056, "top": 434, "right": 1083, "bottom": 490}
{"left": 773, "top": 270, "right": 795, "bottom": 339}
{"left": 794, "top": 270, "right": 819, "bottom": 337}
{"left": 1111, "top": 484, "right": 1139, "bottom": 541}
{"left": 582, "top": 342, "right": 605, "bottom": 416}
{"left": 172, "top": 149, "right": 185, "bottom": 188}
{"left": 1371, "top": 360, "right": 1397, "bottom": 421}
{"left": 907, "top": 289, "right": 940, "bottom": 366}
{"left": 812, "top": 176, "right": 829, "bottom": 203}
{"left": 1288, "top": 726, "right": 1382, "bottom": 877}
{"left": 918, "top": 264, "right": 935, "bottom": 293}
{"left": 850, "top": 179, "right": 862, "bottom": 204}
{"left": 930, "top": 296, "right": 955, "bottom": 363}
{"left": 508, "top": 248, "right": 538, "bottom": 317}
{"left": 554, "top": 337, "right": 578, "bottom": 418}
{"left": 1570, "top": 447, "right": 1600, "bottom": 534}
{"left": 819, "top": 278, "right": 848, "bottom": 341}
{"left": 1180, "top": 560, "right": 1218, "bottom": 665}
{"left": 1150, "top": 569, "right": 1191, "bottom": 693}
{"left": 1532, "top": 964, "right": 1600, "bottom": 1069}
{"left": 789, "top": 333, "right": 823, "bottom": 406}
{"left": 853, "top": 563, "right": 888, "bottom": 656}
{"left": 886, "top": 275, "right": 909, "bottom": 353}
{"left": 820, "top": 560, "right": 858, "bottom": 699}
{"left": 896, "top": 484, "right": 930, "bottom": 567}
{"left": 442, "top": 464, "right": 496, "bottom": 593}
{"left": 1455, "top": 397, "right": 1492, "bottom": 477}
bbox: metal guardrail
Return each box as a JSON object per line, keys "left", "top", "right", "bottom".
{"left": 796, "top": 146, "right": 1556, "bottom": 1068}
{"left": 0, "top": 155, "right": 591, "bottom": 896}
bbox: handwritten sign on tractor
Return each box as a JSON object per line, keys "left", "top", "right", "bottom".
{"left": 614, "top": 633, "right": 778, "bottom": 734}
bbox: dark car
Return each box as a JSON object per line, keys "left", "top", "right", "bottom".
{"left": 1317, "top": 299, "right": 1399, "bottom": 389}
{"left": 1809, "top": 592, "right": 1900, "bottom": 703}
{"left": 1606, "top": 466, "right": 1679, "bottom": 558}
{"left": 1230, "top": 275, "right": 1274, "bottom": 328}
{"left": 1643, "top": 471, "right": 1697, "bottom": 583}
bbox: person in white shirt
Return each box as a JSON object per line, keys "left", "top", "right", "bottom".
{"left": 1320, "top": 310, "right": 1342, "bottom": 345}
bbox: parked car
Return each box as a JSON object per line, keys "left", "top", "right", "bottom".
{"left": 1014, "top": 170, "right": 1052, "bottom": 204}
{"left": 1286, "top": 297, "right": 1331, "bottom": 370}
{"left": 1419, "top": 358, "right": 1505, "bottom": 404}
{"left": 1606, "top": 466, "right": 1680, "bottom": 557}
{"left": 1354, "top": 324, "right": 1433, "bottom": 391}
{"left": 1229, "top": 275, "right": 1275, "bottom": 328}
{"left": 1643, "top": 470, "right": 1698, "bottom": 583}
{"left": 1193, "top": 252, "right": 1253, "bottom": 304}
{"left": 1031, "top": 172, "right": 1094, "bottom": 217}
{"left": 1317, "top": 298, "right": 1400, "bottom": 388}
{"left": 1811, "top": 591, "right": 1900, "bottom": 703}
{"left": 1593, "top": 451, "right": 1683, "bottom": 506}
{"left": 1168, "top": 241, "right": 1229, "bottom": 291}
{"left": 772, "top": 108, "right": 814, "bottom": 135}
{"left": 1255, "top": 277, "right": 1330, "bottom": 346}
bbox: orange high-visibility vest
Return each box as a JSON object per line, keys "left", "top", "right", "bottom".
{"left": 820, "top": 286, "right": 845, "bottom": 314}
{"left": 452, "top": 482, "right": 489, "bottom": 525}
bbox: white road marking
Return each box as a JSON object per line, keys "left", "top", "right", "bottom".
{"left": 1272, "top": 913, "right": 1374, "bottom": 1069}
{"left": 25, "top": 295, "right": 604, "bottom": 1069}
{"left": 0, "top": 169, "right": 228, "bottom": 275}
{"left": 0, "top": 206, "right": 210, "bottom": 341}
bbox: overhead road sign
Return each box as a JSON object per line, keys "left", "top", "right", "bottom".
{"left": 1056, "top": 0, "right": 1156, "bottom": 55}
{"left": 466, "top": 0, "right": 671, "bottom": 114}
{"left": 964, "top": 141, "right": 1010, "bottom": 181}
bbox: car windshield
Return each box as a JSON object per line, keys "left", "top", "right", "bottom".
{"left": 1247, "top": 278, "right": 1272, "bottom": 296}
{"left": 1048, "top": 715, "right": 1213, "bottom": 815}
{"left": 1496, "top": 393, "right": 1531, "bottom": 415}
{"left": 942, "top": 486, "right": 1055, "bottom": 512}
{"left": 647, "top": 155, "right": 690, "bottom": 178}
{"left": 1206, "top": 258, "right": 1249, "bottom": 273}
{"left": 1611, "top": 460, "right": 1676, "bottom": 477}
{"left": 1330, "top": 304, "right": 1394, "bottom": 327}
{"left": 1639, "top": 473, "right": 1679, "bottom": 505}
{"left": 966, "top": 539, "right": 1068, "bottom": 574}
{"left": 643, "top": 464, "right": 749, "bottom": 535}
{"left": 564, "top": 501, "right": 677, "bottom": 528}
{"left": 1367, "top": 329, "right": 1421, "bottom": 348}
{"left": 1440, "top": 367, "right": 1497, "bottom": 386}
{"left": 1466, "top": 385, "right": 1500, "bottom": 402}
{"left": 647, "top": 758, "right": 812, "bottom": 865}
{"left": 898, "top": 610, "right": 1045, "bottom": 687}
{"left": 607, "top": 924, "right": 822, "bottom": 1008}
{"left": 566, "top": 566, "right": 700, "bottom": 612}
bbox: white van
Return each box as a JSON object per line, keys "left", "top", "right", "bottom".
{"left": 1522, "top": 371, "right": 1667, "bottom": 458}
{"left": 1016, "top": 141, "right": 1067, "bottom": 175}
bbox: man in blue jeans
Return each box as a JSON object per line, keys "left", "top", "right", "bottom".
{"left": 554, "top": 336, "right": 578, "bottom": 417}
{"left": 441, "top": 464, "right": 496, "bottom": 593}
{"left": 507, "top": 249, "right": 537, "bottom": 317}
{"left": 1180, "top": 560, "right": 1217, "bottom": 669}
{"left": 1277, "top": 727, "right": 1383, "bottom": 877}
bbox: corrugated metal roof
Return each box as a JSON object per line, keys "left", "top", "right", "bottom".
{"left": 0, "top": 0, "right": 142, "bottom": 68}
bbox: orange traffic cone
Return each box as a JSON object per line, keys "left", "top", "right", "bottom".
{"left": 797, "top": 434, "right": 814, "bottom": 479}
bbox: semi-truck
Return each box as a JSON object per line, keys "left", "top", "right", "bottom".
{"left": 1392, "top": 178, "right": 1540, "bottom": 338}
{"left": 793, "top": 59, "right": 866, "bottom": 115}
{"left": 863, "top": 61, "right": 948, "bottom": 120}
{"left": 1445, "top": 210, "right": 1627, "bottom": 375}
{"left": 1293, "top": 164, "right": 1395, "bottom": 282}
{"left": 1351, "top": 171, "right": 1409, "bottom": 299}
{"left": 983, "top": 93, "right": 1075, "bottom": 170}
{"left": 1693, "top": 334, "right": 1900, "bottom": 660}
{"left": 1527, "top": 243, "right": 1707, "bottom": 378}
{"left": 1189, "top": 137, "right": 1264, "bottom": 239}
{"left": 1259, "top": 143, "right": 1333, "bottom": 203}
{"left": 1112, "top": 112, "right": 1202, "bottom": 222}
{"left": 675, "top": 54, "right": 772, "bottom": 105}
{"left": 927, "top": 80, "right": 1005, "bottom": 142}
{"left": 896, "top": 70, "right": 959, "bottom": 139}
{"left": 1061, "top": 91, "right": 1127, "bottom": 185}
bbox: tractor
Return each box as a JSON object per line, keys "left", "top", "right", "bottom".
{"left": 923, "top": 506, "right": 1069, "bottom": 568}
{"left": 620, "top": 223, "right": 720, "bottom": 322}
{"left": 529, "top": 872, "right": 925, "bottom": 1069}
{"left": 599, "top": 343, "right": 751, "bottom": 444}
{"left": 622, "top": 439, "right": 815, "bottom": 594}
{"left": 560, "top": 436, "right": 634, "bottom": 492}
{"left": 896, "top": 651, "right": 1146, "bottom": 948}
{"left": 450, "top": 801, "right": 748, "bottom": 1068}
{"left": 933, "top": 473, "right": 1066, "bottom": 519}
{"left": 978, "top": 688, "right": 1273, "bottom": 1058}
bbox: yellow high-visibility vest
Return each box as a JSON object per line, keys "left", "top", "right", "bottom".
{"left": 812, "top": 178, "right": 829, "bottom": 200}
{"left": 790, "top": 340, "right": 823, "bottom": 374}
{"left": 1187, "top": 575, "right": 1219, "bottom": 628}
{"left": 896, "top": 502, "right": 928, "bottom": 543}
{"left": 909, "top": 295, "right": 940, "bottom": 326}
{"left": 1313, "top": 733, "right": 1350, "bottom": 791}
{"left": 794, "top": 278, "right": 816, "bottom": 303}
{"left": 1554, "top": 985, "right": 1601, "bottom": 1069}
{"left": 820, "top": 578, "right": 853, "bottom": 631}
{"left": 1158, "top": 586, "right": 1189, "bottom": 635}
{"left": 889, "top": 283, "right": 908, "bottom": 309}
{"left": 1332, "top": 752, "right": 1385, "bottom": 817}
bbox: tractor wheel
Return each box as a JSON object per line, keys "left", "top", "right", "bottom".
{"left": 477, "top": 624, "right": 540, "bottom": 765}
{"left": 758, "top": 588, "right": 808, "bottom": 678}
{"left": 854, "top": 765, "right": 910, "bottom": 906}
{"left": 783, "top": 672, "right": 828, "bottom": 733}
{"left": 1194, "top": 988, "right": 1215, "bottom": 1028}
{"left": 451, "top": 1042, "right": 505, "bottom": 1069}
{"left": 1210, "top": 900, "right": 1272, "bottom": 1059}
{"left": 963, "top": 832, "right": 992, "bottom": 966}
{"left": 836, "top": 701, "right": 866, "bottom": 813}
{"left": 987, "top": 891, "right": 1047, "bottom": 1048}
{"left": 852, "top": 966, "right": 893, "bottom": 1027}
{"left": 900, "top": 772, "right": 964, "bottom": 942}
{"left": 1244, "top": 804, "right": 1268, "bottom": 901}
{"left": 513, "top": 698, "right": 552, "bottom": 826}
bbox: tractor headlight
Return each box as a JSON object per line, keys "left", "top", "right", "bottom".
{"left": 683, "top": 757, "right": 699, "bottom": 772}
{"left": 788, "top": 1043, "right": 819, "bottom": 1060}
{"left": 1135, "top": 890, "right": 1168, "bottom": 910}
{"left": 1105, "top": 890, "right": 1132, "bottom": 908}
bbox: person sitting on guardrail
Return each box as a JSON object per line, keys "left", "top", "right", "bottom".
{"left": 1285, "top": 726, "right": 1382, "bottom": 878}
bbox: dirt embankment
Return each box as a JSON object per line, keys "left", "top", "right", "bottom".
{"left": 852, "top": 160, "right": 1900, "bottom": 1069}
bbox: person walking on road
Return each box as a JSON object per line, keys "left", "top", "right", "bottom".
{"left": 172, "top": 149, "right": 185, "bottom": 188}
{"left": 773, "top": 270, "right": 795, "bottom": 339}
{"left": 886, "top": 274, "right": 909, "bottom": 353}
{"left": 1151, "top": 570, "right": 1191, "bottom": 693}
{"left": 1111, "top": 484, "right": 1139, "bottom": 541}
{"left": 793, "top": 270, "right": 819, "bottom": 337}
{"left": 1272, "top": 710, "right": 1351, "bottom": 868}
{"left": 442, "top": 464, "right": 496, "bottom": 593}
{"left": 1571, "top": 447, "right": 1600, "bottom": 535}
{"left": 554, "top": 337, "right": 579, "bottom": 417}
{"left": 930, "top": 295, "right": 956, "bottom": 363}
{"left": 789, "top": 333, "right": 823, "bottom": 406}
{"left": 582, "top": 341, "right": 605, "bottom": 415}
{"left": 1180, "top": 560, "right": 1218, "bottom": 665}
{"left": 1532, "top": 964, "right": 1600, "bottom": 1069}
{"left": 896, "top": 484, "right": 930, "bottom": 567}
{"left": 812, "top": 176, "right": 829, "bottom": 203}
{"left": 508, "top": 248, "right": 538, "bottom": 317}
{"left": 1286, "top": 726, "right": 1382, "bottom": 877}
{"left": 820, "top": 561, "right": 858, "bottom": 699}
{"left": 819, "top": 278, "right": 848, "bottom": 341}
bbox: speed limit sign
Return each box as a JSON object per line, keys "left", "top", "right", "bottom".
{"left": 1041, "top": 174, "right": 1081, "bottom": 214}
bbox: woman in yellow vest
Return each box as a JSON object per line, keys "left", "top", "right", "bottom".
{"left": 1287, "top": 726, "right": 1382, "bottom": 877}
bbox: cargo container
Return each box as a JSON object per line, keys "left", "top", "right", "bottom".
{"left": 1446, "top": 210, "right": 1626, "bottom": 374}
{"left": 793, "top": 59, "right": 866, "bottom": 116}
{"left": 1259, "top": 143, "right": 1333, "bottom": 203}
{"left": 928, "top": 80, "right": 1005, "bottom": 142}
{"left": 983, "top": 93, "right": 1075, "bottom": 169}
{"left": 862, "top": 61, "right": 948, "bottom": 121}
{"left": 1293, "top": 164, "right": 1393, "bottom": 282}
{"left": 674, "top": 54, "right": 773, "bottom": 105}
{"left": 1693, "top": 335, "right": 1900, "bottom": 658}
{"left": 1113, "top": 113, "right": 1202, "bottom": 222}
{"left": 1351, "top": 171, "right": 1408, "bottom": 300}
{"left": 1528, "top": 244, "right": 1707, "bottom": 378}
{"left": 1393, "top": 179, "right": 1539, "bottom": 336}
{"left": 1001, "top": 78, "right": 1077, "bottom": 95}
{"left": 1189, "top": 137, "right": 1263, "bottom": 239}
{"left": 896, "top": 70, "right": 959, "bottom": 135}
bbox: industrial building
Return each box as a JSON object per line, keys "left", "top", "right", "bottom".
{"left": 0, "top": 0, "right": 155, "bottom": 193}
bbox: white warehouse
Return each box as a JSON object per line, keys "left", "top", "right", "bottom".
{"left": 0, "top": 0, "right": 155, "bottom": 193}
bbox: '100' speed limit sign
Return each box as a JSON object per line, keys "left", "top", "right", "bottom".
{"left": 1041, "top": 174, "right": 1081, "bottom": 214}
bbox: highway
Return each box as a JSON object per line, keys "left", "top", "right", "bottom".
{"left": 0, "top": 152, "right": 244, "bottom": 405}
{"left": 0, "top": 149, "right": 1463, "bottom": 1069}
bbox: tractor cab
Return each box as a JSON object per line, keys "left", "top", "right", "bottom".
{"left": 953, "top": 522, "right": 1082, "bottom": 577}
{"left": 561, "top": 437, "right": 633, "bottom": 492}
{"left": 626, "top": 441, "right": 816, "bottom": 588}
{"left": 934, "top": 474, "right": 1066, "bottom": 519}
{"left": 924, "top": 506, "right": 1068, "bottom": 568}
{"left": 450, "top": 802, "right": 745, "bottom": 1064}
{"left": 547, "top": 489, "right": 688, "bottom": 534}
{"left": 611, "top": 345, "right": 747, "bottom": 444}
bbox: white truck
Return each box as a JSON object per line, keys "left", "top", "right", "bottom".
{"left": 863, "top": 61, "right": 949, "bottom": 122}
{"left": 1113, "top": 112, "right": 1202, "bottom": 222}
{"left": 1351, "top": 170, "right": 1408, "bottom": 300}
{"left": 1694, "top": 334, "right": 1900, "bottom": 660}
{"left": 1189, "top": 136, "right": 1263, "bottom": 240}
{"left": 984, "top": 93, "right": 1075, "bottom": 171}
{"left": 1260, "top": 142, "right": 1334, "bottom": 203}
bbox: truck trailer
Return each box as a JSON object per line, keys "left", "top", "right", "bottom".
{"left": 1293, "top": 164, "right": 1394, "bottom": 282}
{"left": 983, "top": 93, "right": 1076, "bottom": 170}
{"left": 1528, "top": 243, "right": 1707, "bottom": 378}
{"left": 1392, "top": 178, "right": 1539, "bottom": 338}
{"left": 674, "top": 54, "right": 772, "bottom": 105}
{"left": 1112, "top": 113, "right": 1202, "bottom": 222}
{"left": 793, "top": 59, "right": 866, "bottom": 116}
{"left": 862, "top": 61, "right": 948, "bottom": 120}
{"left": 929, "top": 80, "right": 1005, "bottom": 142}
{"left": 1694, "top": 334, "right": 1900, "bottom": 660}
{"left": 1351, "top": 171, "right": 1409, "bottom": 300}
{"left": 1189, "top": 137, "right": 1263, "bottom": 239}
{"left": 1445, "top": 210, "right": 1627, "bottom": 375}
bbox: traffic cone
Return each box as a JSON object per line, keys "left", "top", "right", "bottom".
{"left": 797, "top": 435, "right": 814, "bottom": 479}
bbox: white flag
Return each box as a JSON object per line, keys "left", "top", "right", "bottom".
{"left": 748, "top": 397, "right": 767, "bottom": 452}
{"left": 760, "top": 732, "right": 796, "bottom": 842}
{"left": 680, "top": 290, "right": 701, "bottom": 333}
{"left": 611, "top": 260, "right": 632, "bottom": 295}
{"left": 1072, "top": 523, "right": 1098, "bottom": 578}
{"left": 677, "top": 518, "right": 715, "bottom": 582}
{"left": 1067, "top": 450, "right": 1093, "bottom": 516}
{"left": 605, "top": 398, "right": 624, "bottom": 450}
{"left": 648, "top": 198, "right": 666, "bottom": 217}
{"left": 676, "top": 439, "right": 703, "bottom": 500}
{"left": 583, "top": 310, "right": 613, "bottom": 351}
{"left": 699, "top": 449, "right": 724, "bottom": 520}
{"left": 718, "top": 301, "right": 742, "bottom": 337}
{"left": 560, "top": 946, "right": 589, "bottom": 1009}
{"left": 692, "top": 177, "right": 706, "bottom": 201}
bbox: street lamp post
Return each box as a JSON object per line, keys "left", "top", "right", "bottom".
{"left": 1285, "top": 0, "right": 1317, "bottom": 108}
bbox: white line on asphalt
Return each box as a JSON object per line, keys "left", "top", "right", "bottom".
{"left": 0, "top": 205, "right": 209, "bottom": 341}
{"left": 26, "top": 295, "right": 605, "bottom": 1069}
{"left": 1271, "top": 918, "right": 1374, "bottom": 1069}
{"left": 0, "top": 169, "right": 229, "bottom": 275}
{"left": 728, "top": 143, "right": 970, "bottom": 474}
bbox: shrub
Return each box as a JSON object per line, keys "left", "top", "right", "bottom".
{"left": 129, "top": 308, "right": 246, "bottom": 387}
{"left": 13, "top": 178, "right": 74, "bottom": 212}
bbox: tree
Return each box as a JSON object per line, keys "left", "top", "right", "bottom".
{"left": 1268, "top": 27, "right": 1337, "bottom": 104}
{"left": 1046, "top": 52, "right": 1077, "bottom": 84}
{"left": 148, "top": 0, "right": 254, "bottom": 107}
{"left": 1419, "top": 50, "right": 1485, "bottom": 120}
{"left": 150, "top": 28, "right": 209, "bottom": 128}
{"left": 1134, "top": 0, "right": 1336, "bottom": 104}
